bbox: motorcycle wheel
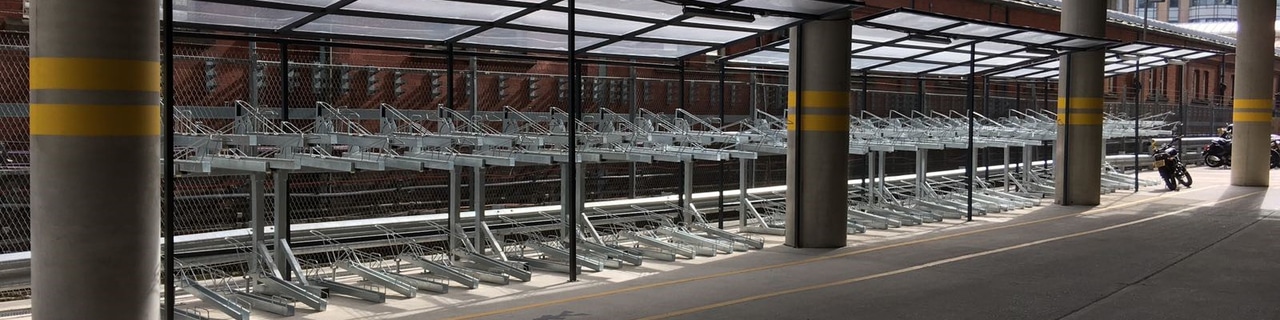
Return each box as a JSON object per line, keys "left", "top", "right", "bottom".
{"left": 1164, "top": 177, "right": 1179, "bottom": 191}
{"left": 1204, "top": 155, "right": 1224, "bottom": 168}
{"left": 1177, "top": 166, "right": 1192, "bottom": 187}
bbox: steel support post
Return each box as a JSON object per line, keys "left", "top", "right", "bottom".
{"left": 739, "top": 159, "right": 749, "bottom": 227}
{"left": 162, "top": 0, "right": 176, "bottom": 317}
{"left": 683, "top": 160, "right": 694, "bottom": 225}
{"left": 469, "top": 56, "right": 479, "bottom": 117}
{"left": 1055, "top": 0, "right": 1105, "bottom": 205}
{"left": 629, "top": 61, "right": 638, "bottom": 199}
{"left": 966, "top": 44, "right": 976, "bottom": 221}
{"left": 446, "top": 45, "right": 455, "bottom": 109}
{"left": 273, "top": 172, "right": 290, "bottom": 278}
{"left": 250, "top": 173, "right": 266, "bottom": 274}
{"left": 566, "top": 0, "right": 580, "bottom": 281}
{"left": 718, "top": 62, "right": 726, "bottom": 229}
{"left": 276, "top": 43, "right": 292, "bottom": 279}
{"left": 31, "top": 1, "right": 162, "bottom": 317}
{"left": 1231, "top": 0, "right": 1275, "bottom": 186}
{"left": 785, "top": 14, "right": 851, "bottom": 248}
{"left": 1133, "top": 60, "right": 1141, "bottom": 192}
{"left": 577, "top": 162, "right": 586, "bottom": 226}
{"left": 249, "top": 42, "right": 259, "bottom": 107}
{"left": 449, "top": 168, "right": 460, "bottom": 254}
{"left": 472, "top": 166, "right": 486, "bottom": 253}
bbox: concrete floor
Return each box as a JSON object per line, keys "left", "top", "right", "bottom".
{"left": 11, "top": 166, "right": 1280, "bottom": 320}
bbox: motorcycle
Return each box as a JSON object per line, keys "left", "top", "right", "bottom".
{"left": 1154, "top": 138, "right": 1192, "bottom": 191}
{"left": 1203, "top": 137, "right": 1231, "bottom": 168}
{"left": 1202, "top": 135, "right": 1280, "bottom": 168}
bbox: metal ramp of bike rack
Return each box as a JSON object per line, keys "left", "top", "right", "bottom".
{"left": 221, "top": 238, "right": 325, "bottom": 314}
{"left": 308, "top": 230, "right": 416, "bottom": 300}
{"left": 173, "top": 260, "right": 252, "bottom": 320}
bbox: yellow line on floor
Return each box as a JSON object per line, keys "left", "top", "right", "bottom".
{"left": 640, "top": 189, "right": 1265, "bottom": 320}
{"left": 445, "top": 186, "right": 1229, "bottom": 320}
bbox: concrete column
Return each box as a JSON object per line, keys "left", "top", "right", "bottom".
{"left": 1231, "top": 0, "right": 1276, "bottom": 186}
{"left": 1054, "top": 0, "right": 1105, "bottom": 205}
{"left": 29, "top": 0, "right": 160, "bottom": 319}
{"left": 785, "top": 14, "right": 851, "bottom": 248}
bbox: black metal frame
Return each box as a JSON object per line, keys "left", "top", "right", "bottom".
{"left": 180, "top": 0, "right": 858, "bottom": 62}
{"left": 726, "top": 8, "right": 1116, "bottom": 79}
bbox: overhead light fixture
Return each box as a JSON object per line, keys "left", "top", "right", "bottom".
{"left": 1117, "top": 54, "right": 1141, "bottom": 61}
{"left": 1166, "top": 58, "right": 1187, "bottom": 65}
{"left": 1025, "top": 47, "right": 1058, "bottom": 55}
{"left": 683, "top": 6, "right": 756, "bottom": 23}
{"left": 905, "top": 34, "right": 952, "bottom": 45}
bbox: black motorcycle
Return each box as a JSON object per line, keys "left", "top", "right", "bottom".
{"left": 1203, "top": 137, "right": 1231, "bottom": 168}
{"left": 1154, "top": 138, "right": 1192, "bottom": 191}
{"left": 1202, "top": 136, "right": 1280, "bottom": 168}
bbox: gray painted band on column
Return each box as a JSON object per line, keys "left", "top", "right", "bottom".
{"left": 30, "top": 0, "right": 158, "bottom": 60}
{"left": 31, "top": 90, "right": 161, "bottom": 106}
{"left": 785, "top": 14, "right": 851, "bottom": 248}
{"left": 31, "top": 137, "right": 160, "bottom": 319}
{"left": 1230, "top": 0, "right": 1275, "bottom": 187}
{"left": 1054, "top": 0, "right": 1105, "bottom": 206}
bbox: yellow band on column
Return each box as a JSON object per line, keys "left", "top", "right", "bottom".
{"left": 1233, "top": 99, "right": 1274, "bottom": 123}
{"left": 30, "top": 104, "right": 160, "bottom": 136}
{"left": 1056, "top": 97, "right": 1104, "bottom": 125}
{"left": 786, "top": 114, "right": 849, "bottom": 132}
{"left": 788, "top": 91, "right": 850, "bottom": 109}
{"left": 30, "top": 58, "right": 160, "bottom": 92}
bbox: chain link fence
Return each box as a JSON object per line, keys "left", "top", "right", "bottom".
{"left": 0, "top": 29, "right": 1242, "bottom": 256}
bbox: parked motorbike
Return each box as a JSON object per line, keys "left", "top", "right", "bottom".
{"left": 1154, "top": 138, "right": 1192, "bottom": 191}
{"left": 1202, "top": 134, "right": 1280, "bottom": 168}
{"left": 1203, "top": 137, "right": 1231, "bottom": 167}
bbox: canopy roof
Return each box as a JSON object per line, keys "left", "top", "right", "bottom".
{"left": 728, "top": 8, "right": 1116, "bottom": 77}
{"left": 989, "top": 42, "right": 1221, "bottom": 80}
{"left": 175, "top": 0, "right": 860, "bottom": 60}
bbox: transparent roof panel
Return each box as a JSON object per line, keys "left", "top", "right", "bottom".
{"left": 977, "top": 56, "right": 1031, "bottom": 66}
{"left": 734, "top": 0, "right": 849, "bottom": 15}
{"left": 851, "top": 58, "right": 890, "bottom": 69}
{"left": 178, "top": 1, "right": 309, "bottom": 30}
{"left": 1112, "top": 44, "right": 1150, "bottom": 53}
{"left": 508, "top": 10, "right": 651, "bottom": 36}
{"left": 641, "top": 26, "right": 755, "bottom": 44}
{"left": 1004, "top": 31, "right": 1066, "bottom": 44}
{"left": 992, "top": 43, "right": 1218, "bottom": 79}
{"left": 589, "top": 41, "right": 710, "bottom": 58}
{"left": 560, "top": 0, "right": 685, "bottom": 20}
{"left": 344, "top": 0, "right": 524, "bottom": 21}
{"left": 851, "top": 25, "right": 908, "bottom": 42}
{"left": 868, "top": 11, "right": 957, "bottom": 31}
{"left": 296, "top": 15, "right": 476, "bottom": 41}
{"left": 878, "top": 62, "right": 947, "bottom": 73}
{"left": 933, "top": 66, "right": 993, "bottom": 75}
{"left": 972, "top": 41, "right": 1024, "bottom": 54}
{"left": 684, "top": 15, "right": 799, "bottom": 30}
{"left": 462, "top": 28, "right": 607, "bottom": 51}
{"left": 856, "top": 47, "right": 930, "bottom": 59}
{"left": 730, "top": 50, "right": 790, "bottom": 66}
{"left": 919, "top": 51, "right": 987, "bottom": 64}
{"left": 260, "top": 0, "right": 340, "bottom": 7}
{"left": 942, "top": 23, "right": 1018, "bottom": 37}
{"left": 993, "top": 68, "right": 1043, "bottom": 78}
